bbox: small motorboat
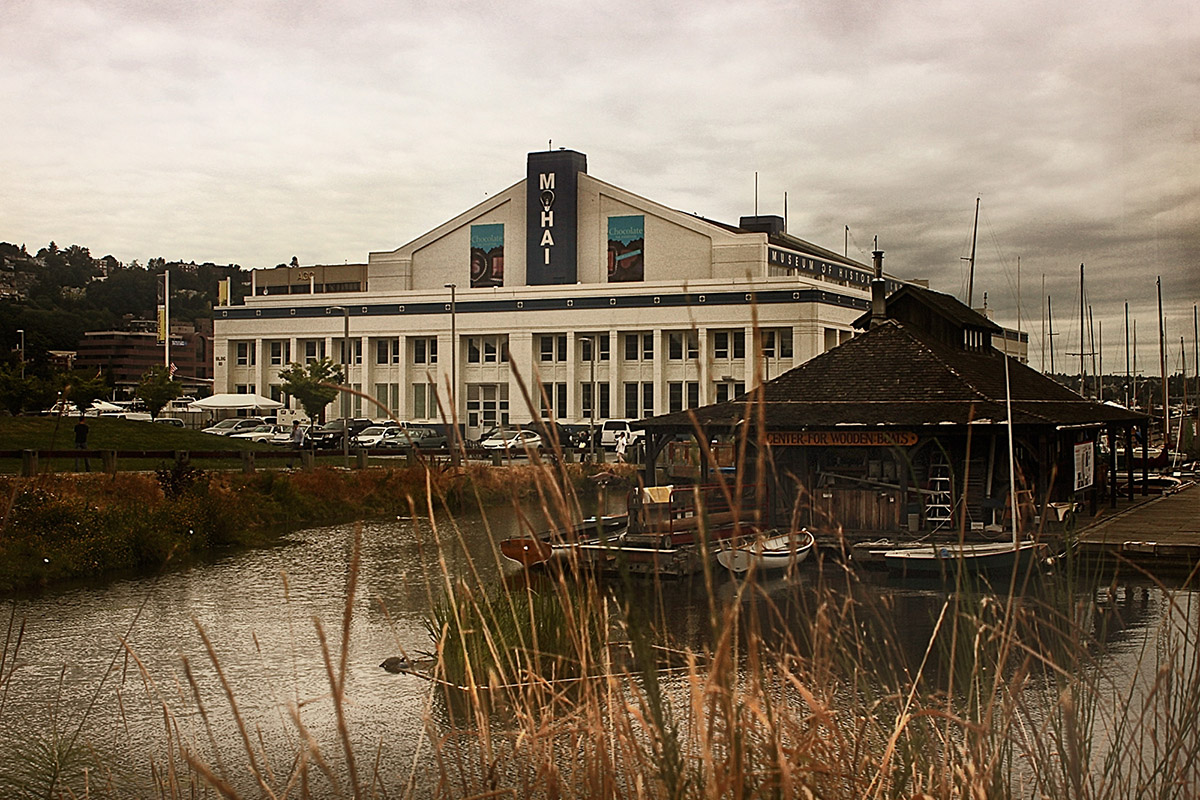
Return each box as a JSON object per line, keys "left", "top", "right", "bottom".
{"left": 716, "top": 529, "right": 816, "bottom": 575}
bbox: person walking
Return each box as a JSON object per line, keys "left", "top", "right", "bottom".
{"left": 74, "top": 415, "right": 90, "bottom": 472}
{"left": 288, "top": 420, "right": 305, "bottom": 468}
{"left": 614, "top": 429, "right": 628, "bottom": 463}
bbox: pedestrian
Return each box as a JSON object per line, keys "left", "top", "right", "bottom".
{"left": 615, "top": 429, "right": 628, "bottom": 463}
{"left": 288, "top": 420, "right": 305, "bottom": 468}
{"left": 74, "top": 414, "right": 90, "bottom": 472}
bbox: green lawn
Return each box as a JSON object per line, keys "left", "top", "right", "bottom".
{"left": 0, "top": 416, "right": 271, "bottom": 452}
{"left": 0, "top": 416, "right": 424, "bottom": 473}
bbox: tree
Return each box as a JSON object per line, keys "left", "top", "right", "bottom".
{"left": 136, "top": 365, "right": 183, "bottom": 418}
{"left": 58, "top": 370, "right": 109, "bottom": 411}
{"left": 0, "top": 361, "right": 48, "bottom": 415}
{"left": 278, "top": 358, "right": 344, "bottom": 423}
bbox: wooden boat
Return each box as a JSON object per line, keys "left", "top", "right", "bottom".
{"left": 716, "top": 529, "right": 815, "bottom": 574}
{"left": 884, "top": 344, "right": 1050, "bottom": 581}
{"left": 499, "top": 515, "right": 628, "bottom": 568}
{"left": 882, "top": 539, "right": 1047, "bottom": 578}
{"left": 553, "top": 483, "right": 767, "bottom": 577}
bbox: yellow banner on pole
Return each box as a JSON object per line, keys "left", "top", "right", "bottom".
{"left": 156, "top": 306, "right": 167, "bottom": 344}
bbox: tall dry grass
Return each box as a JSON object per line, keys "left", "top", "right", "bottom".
{"left": 2, "top": 380, "right": 1198, "bottom": 799}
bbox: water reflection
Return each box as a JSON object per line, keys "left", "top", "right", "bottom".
{"left": 0, "top": 507, "right": 1193, "bottom": 796}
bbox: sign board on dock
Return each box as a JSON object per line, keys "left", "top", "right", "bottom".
{"left": 766, "top": 431, "right": 918, "bottom": 447}
{"left": 1074, "top": 441, "right": 1094, "bottom": 491}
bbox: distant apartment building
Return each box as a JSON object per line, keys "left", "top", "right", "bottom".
{"left": 75, "top": 319, "right": 213, "bottom": 393}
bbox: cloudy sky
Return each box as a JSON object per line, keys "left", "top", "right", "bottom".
{"left": 3, "top": 0, "right": 1197, "bottom": 374}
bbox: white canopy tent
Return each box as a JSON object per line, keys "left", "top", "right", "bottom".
{"left": 188, "top": 393, "right": 284, "bottom": 411}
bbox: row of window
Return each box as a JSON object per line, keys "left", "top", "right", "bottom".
{"left": 233, "top": 329, "right": 797, "bottom": 369}
{"left": 250, "top": 378, "right": 750, "bottom": 423}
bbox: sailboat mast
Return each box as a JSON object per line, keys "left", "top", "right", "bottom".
{"left": 1133, "top": 320, "right": 1139, "bottom": 409}
{"left": 1048, "top": 296, "right": 1056, "bottom": 374}
{"left": 1089, "top": 305, "right": 1098, "bottom": 398}
{"left": 1158, "top": 276, "right": 1168, "bottom": 444}
{"left": 1125, "top": 302, "right": 1131, "bottom": 407}
{"left": 1079, "top": 264, "right": 1087, "bottom": 396}
{"left": 1004, "top": 352, "right": 1019, "bottom": 545}
{"left": 966, "top": 197, "right": 980, "bottom": 308}
{"left": 1041, "top": 274, "right": 1047, "bottom": 372}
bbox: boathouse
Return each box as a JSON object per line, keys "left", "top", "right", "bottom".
{"left": 639, "top": 254, "right": 1149, "bottom": 537}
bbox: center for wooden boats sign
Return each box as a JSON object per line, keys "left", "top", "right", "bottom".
{"left": 766, "top": 431, "right": 918, "bottom": 447}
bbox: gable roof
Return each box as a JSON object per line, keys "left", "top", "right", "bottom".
{"left": 643, "top": 320, "right": 1145, "bottom": 432}
{"left": 851, "top": 283, "right": 1002, "bottom": 332}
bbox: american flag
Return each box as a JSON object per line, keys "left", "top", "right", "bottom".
{"left": 169, "top": 362, "right": 178, "bottom": 377}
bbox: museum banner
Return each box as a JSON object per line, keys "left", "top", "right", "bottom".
{"left": 607, "top": 215, "right": 644, "bottom": 282}
{"left": 470, "top": 224, "right": 504, "bottom": 288}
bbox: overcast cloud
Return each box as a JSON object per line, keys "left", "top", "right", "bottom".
{"left": 3, "top": 0, "right": 1197, "bottom": 373}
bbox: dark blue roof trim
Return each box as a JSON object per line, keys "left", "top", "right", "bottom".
{"left": 219, "top": 288, "right": 869, "bottom": 320}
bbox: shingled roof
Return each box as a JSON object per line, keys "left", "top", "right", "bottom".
{"left": 851, "top": 283, "right": 1002, "bottom": 332}
{"left": 642, "top": 320, "right": 1145, "bottom": 433}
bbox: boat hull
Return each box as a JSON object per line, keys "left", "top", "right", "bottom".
{"left": 882, "top": 540, "right": 1047, "bottom": 578}
{"left": 717, "top": 531, "right": 815, "bottom": 574}
{"left": 499, "top": 516, "right": 628, "bottom": 568}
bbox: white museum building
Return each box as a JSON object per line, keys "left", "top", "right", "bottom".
{"left": 214, "top": 149, "right": 907, "bottom": 439}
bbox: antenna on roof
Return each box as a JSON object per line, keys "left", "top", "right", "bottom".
{"left": 754, "top": 171, "right": 758, "bottom": 216}
{"left": 784, "top": 191, "right": 788, "bottom": 232}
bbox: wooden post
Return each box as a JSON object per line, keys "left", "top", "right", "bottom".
{"left": 356, "top": 451, "right": 368, "bottom": 470}
{"left": 21, "top": 450, "right": 38, "bottom": 477}
{"left": 102, "top": 451, "right": 117, "bottom": 475}
{"left": 491, "top": 450, "right": 502, "bottom": 466}
{"left": 301, "top": 450, "right": 314, "bottom": 469}
{"left": 241, "top": 451, "right": 255, "bottom": 473}
{"left": 1108, "top": 425, "right": 1118, "bottom": 508}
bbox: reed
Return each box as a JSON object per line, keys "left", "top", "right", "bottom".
{"left": 2, "top": 396, "right": 1197, "bottom": 799}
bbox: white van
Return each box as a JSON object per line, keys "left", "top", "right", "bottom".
{"left": 599, "top": 419, "right": 643, "bottom": 450}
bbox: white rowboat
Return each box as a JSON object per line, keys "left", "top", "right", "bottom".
{"left": 717, "top": 529, "right": 816, "bottom": 574}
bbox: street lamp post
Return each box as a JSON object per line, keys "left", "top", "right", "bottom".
{"left": 327, "top": 306, "right": 350, "bottom": 468}
{"left": 17, "top": 329, "right": 24, "bottom": 379}
{"left": 582, "top": 336, "right": 597, "bottom": 463}
{"left": 443, "top": 283, "right": 458, "bottom": 458}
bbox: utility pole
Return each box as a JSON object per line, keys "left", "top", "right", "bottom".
{"left": 443, "top": 283, "right": 458, "bottom": 461}
{"left": 327, "top": 306, "right": 350, "bottom": 469}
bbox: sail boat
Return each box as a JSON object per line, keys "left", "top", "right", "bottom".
{"left": 884, "top": 233, "right": 1046, "bottom": 579}
{"left": 883, "top": 354, "right": 1046, "bottom": 577}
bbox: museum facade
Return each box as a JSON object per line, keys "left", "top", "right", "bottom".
{"left": 214, "top": 149, "right": 903, "bottom": 438}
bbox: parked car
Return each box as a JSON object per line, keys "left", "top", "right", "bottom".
{"left": 201, "top": 417, "right": 265, "bottom": 436}
{"left": 561, "top": 423, "right": 600, "bottom": 450}
{"left": 154, "top": 417, "right": 186, "bottom": 427}
{"left": 43, "top": 401, "right": 80, "bottom": 416}
{"left": 229, "top": 424, "right": 284, "bottom": 443}
{"left": 525, "top": 420, "right": 574, "bottom": 449}
{"left": 405, "top": 426, "right": 449, "bottom": 449}
{"left": 479, "top": 429, "right": 543, "bottom": 454}
{"left": 309, "top": 418, "right": 375, "bottom": 449}
{"left": 352, "top": 425, "right": 402, "bottom": 448}
{"left": 599, "top": 419, "right": 643, "bottom": 450}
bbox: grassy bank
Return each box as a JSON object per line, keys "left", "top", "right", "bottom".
{"left": 0, "top": 460, "right": 638, "bottom": 593}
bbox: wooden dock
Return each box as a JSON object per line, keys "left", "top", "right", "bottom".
{"left": 1074, "top": 483, "right": 1200, "bottom": 575}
